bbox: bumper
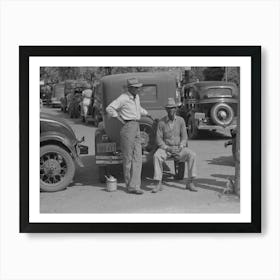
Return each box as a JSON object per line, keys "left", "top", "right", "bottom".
{"left": 96, "top": 154, "right": 149, "bottom": 165}
{"left": 50, "top": 101, "right": 61, "bottom": 107}
{"left": 73, "top": 143, "right": 88, "bottom": 167}
{"left": 197, "top": 123, "right": 237, "bottom": 133}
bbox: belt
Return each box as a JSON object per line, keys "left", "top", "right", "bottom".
{"left": 123, "top": 119, "right": 139, "bottom": 123}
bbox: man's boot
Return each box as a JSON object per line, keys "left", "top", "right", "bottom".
{"left": 186, "top": 180, "right": 198, "bottom": 192}
{"left": 152, "top": 182, "right": 163, "bottom": 193}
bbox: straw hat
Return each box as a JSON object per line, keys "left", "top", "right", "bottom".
{"left": 165, "top": 98, "right": 178, "bottom": 108}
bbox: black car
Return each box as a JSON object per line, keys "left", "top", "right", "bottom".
{"left": 40, "top": 113, "right": 88, "bottom": 192}
{"left": 178, "top": 81, "right": 238, "bottom": 139}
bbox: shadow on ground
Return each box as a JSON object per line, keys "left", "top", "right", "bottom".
{"left": 73, "top": 155, "right": 234, "bottom": 194}
{"left": 71, "top": 156, "right": 177, "bottom": 192}
{"left": 195, "top": 130, "right": 232, "bottom": 140}
{"left": 207, "top": 155, "right": 235, "bottom": 167}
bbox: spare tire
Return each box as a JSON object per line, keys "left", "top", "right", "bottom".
{"left": 210, "top": 103, "right": 234, "bottom": 126}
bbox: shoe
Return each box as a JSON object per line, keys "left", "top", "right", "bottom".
{"left": 127, "top": 189, "right": 144, "bottom": 195}
{"left": 151, "top": 184, "right": 163, "bottom": 193}
{"left": 186, "top": 182, "right": 198, "bottom": 192}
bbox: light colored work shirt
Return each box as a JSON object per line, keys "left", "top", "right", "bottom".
{"left": 106, "top": 92, "right": 148, "bottom": 120}
{"left": 82, "top": 89, "right": 93, "bottom": 98}
{"left": 156, "top": 115, "right": 188, "bottom": 150}
{"left": 82, "top": 89, "right": 93, "bottom": 106}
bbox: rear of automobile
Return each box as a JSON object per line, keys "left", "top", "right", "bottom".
{"left": 51, "top": 83, "right": 65, "bottom": 107}
{"left": 95, "top": 72, "right": 177, "bottom": 182}
{"left": 196, "top": 83, "right": 238, "bottom": 131}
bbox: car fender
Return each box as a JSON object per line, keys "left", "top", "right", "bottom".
{"left": 41, "top": 131, "right": 76, "bottom": 148}
{"left": 40, "top": 132, "right": 82, "bottom": 160}
{"left": 41, "top": 132, "right": 85, "bottom": 167}
{"left": 139, "top": 115, "right": 154, "bottom": 127}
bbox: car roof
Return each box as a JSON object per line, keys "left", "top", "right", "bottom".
{"left": 186, "top": 81, "right": 237, "bottom": 88}
{"left": 101, "top": 71, "right": 176, "bottom": 83}
{"left": 101, "top": 72, "right": 177, "bottom": 106}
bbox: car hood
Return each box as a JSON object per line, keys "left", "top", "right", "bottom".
{"left": 40, "top": 113, "right": 75, "bottom": 135}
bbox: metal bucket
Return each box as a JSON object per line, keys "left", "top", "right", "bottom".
{"left": 105, "top": 176, "right": 117, "bottom": 192}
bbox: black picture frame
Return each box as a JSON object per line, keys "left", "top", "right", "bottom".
{"left": 20, "top": 46, "right": 261, "bottom": 233}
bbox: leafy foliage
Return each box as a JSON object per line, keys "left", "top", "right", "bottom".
{"left": 203, "top": 67, "right": 225, "bottom": 81}
{"left": 40, "top": 66, "right": 240, "bottom": 87}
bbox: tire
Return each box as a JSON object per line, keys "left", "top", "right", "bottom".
{"left": 139, "top": 123, "right": 154, "bottom": 152}
{"left": 92, "top": 115, "right": 99, "bottom": 127}
{"left": 40, "top": 145, "right": 75, "bottom": 192}
{"left": 92, "top": 108, "right": 100, "bottom": 127}
{"left": 187, "top": 116, "right": 199, "bottom": 139}
{"left": 174, "top": 161, "right": 185, "bottom": 180}
{"left": 98, "top": 166, "right": 107, "bottom": 183}
{"left": 210, "top": 103, "right": 234, "bottom": 126}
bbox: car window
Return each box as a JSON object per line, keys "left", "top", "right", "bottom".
{"left": 206, "top": 88, "right": 232, "bottom": 97}
{"left": 139, "top": 85, "right": 157, "bottom": 103}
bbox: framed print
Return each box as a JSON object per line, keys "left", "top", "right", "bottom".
{"left": 19, "top": 46, "right": 261, "bottom": 233}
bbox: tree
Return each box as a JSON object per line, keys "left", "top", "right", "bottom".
{"left": 203, "top": 67, "right": 225, "bottom": 81}
{"left": 224, "top": 67, "right": 240, "bottom": 86}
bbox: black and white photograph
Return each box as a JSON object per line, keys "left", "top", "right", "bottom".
{"left": 5, "top": 0, "right": 280, "bottom": 279}
{"left": 39, "top": 66, "right": 240, "bottom": 212}
{"left": 20, "top": 46, "right": 260, "bottom": 232}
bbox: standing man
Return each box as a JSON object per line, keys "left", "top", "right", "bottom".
{"left": 152, "top": 98, "right": 198, "bottom": 193}
{"left": 81, "top": 85, "right": 93, "bottom": 123}
{"left": 106, "top": 78, "right": 148, "bottom": 195}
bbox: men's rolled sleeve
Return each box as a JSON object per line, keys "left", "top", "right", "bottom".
{"left": 106, "top": 96, "right": 123, "bottom": 118}
{"left": 140, "top": 106, "right": 148, "bottom": 116}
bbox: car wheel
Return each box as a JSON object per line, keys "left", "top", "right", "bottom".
{"left": 93, "top": 115, "right": 99, "bottom": 127}
{"left": 40, "top": 145, "right": 75, "bottom": 192}
{"left": 69, "top": 108, "right": 74, "bottom": 118}
{"left": 139, "top": 124, "right": 154, "bottom": 152}
{"left": 98, "top": 166, "right": 107, "bottom": 183}
{"left": 92, "top": 108, "right": 100, "bottom": 127}
{"left": 210, "top": 103, "right": 234, "bottom": 126}
{"left": 187, "top": 117, "right": 199, "bottom": 139}
{"left": 174, "top": 161, "right": 185, "bottom": 180}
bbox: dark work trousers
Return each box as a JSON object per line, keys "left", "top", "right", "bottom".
{"left": 120, "top": 121, "right": 142, "bottom": 190}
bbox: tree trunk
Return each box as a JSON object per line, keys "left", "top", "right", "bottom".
{"left": 234, "top": 84, "right": 240, "bottom": 196}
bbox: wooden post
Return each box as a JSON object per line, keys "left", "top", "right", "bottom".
{"left": 234, "top": 85, "right": 240, "bottom": 196}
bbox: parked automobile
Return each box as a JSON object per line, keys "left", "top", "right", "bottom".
{"left": 67, "top": 82, "right": 103, "bottom": 126}
{"left": 178, "top": 81, "right": 239, "bottom": 139}
{"left": 60, "top": 80, "right": 91, "bottom": 113}
{"left": 40, "top": 113, "right": 88, "bottom": 192}
{"left": 50, "top": 82, "right": 65, "bottom": 108}
{"left": 90, "top": 95, "right": 103, "bottom": 127}
{"left": 95, "top": 72, "right": 184, "bottom": 182}
{"left": 40, "top": 84, "right": 52, "bottom": 105}
{"left": 68, "top": 88, "right": 83, "bottom": 118}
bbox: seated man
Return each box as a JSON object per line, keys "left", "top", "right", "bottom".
{"left": 152, "top": 98, "right": 198, "bottom": 193}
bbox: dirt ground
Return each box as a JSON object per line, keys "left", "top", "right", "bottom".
{"left": 40, "top": 107, "right": 240, "bottom": 213}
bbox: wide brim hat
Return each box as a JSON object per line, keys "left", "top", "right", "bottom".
{"left": 165, "top": 97, "right": 178, "bottom": 108}
{"left": 127, "top": 77, "right": 143, "bottom": 88}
